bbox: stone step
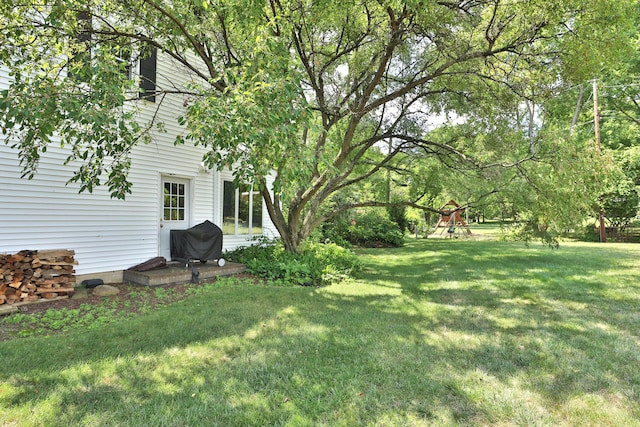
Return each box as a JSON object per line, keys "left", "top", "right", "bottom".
{"left": 123, "top": 262, "right": 246, "bottom": 287}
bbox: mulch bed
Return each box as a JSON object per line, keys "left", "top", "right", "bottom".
{"left": 7, "top": 283, "right": 188, "bottom": 315}
{"left": 0, "top": 275, "right": 262, "bottom": 342}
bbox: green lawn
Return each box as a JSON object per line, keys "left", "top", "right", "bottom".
{"left": 1, "top": 239, "right": 640, "bottom": 426}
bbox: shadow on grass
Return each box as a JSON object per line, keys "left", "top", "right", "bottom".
{"left": 1, "top": 239, "right": 640, "bottom": 425}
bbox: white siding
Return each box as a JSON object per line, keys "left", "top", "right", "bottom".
{"left": 0, "top": 142, "right": 159, "bottom": 274}
{"left": 0, "top": 51, "right": 279, "bottom": 276}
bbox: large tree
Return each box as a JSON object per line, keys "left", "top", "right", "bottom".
{"left": 0, "top": 0, "right": 635, "bottom": 252}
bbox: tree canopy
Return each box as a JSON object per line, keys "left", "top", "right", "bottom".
{"left": 1, "top": 0, "right": 637, "bottom": 251}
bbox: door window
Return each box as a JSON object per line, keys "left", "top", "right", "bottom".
{"left": 163, "top": 181, "right": 186, "bottom": 221}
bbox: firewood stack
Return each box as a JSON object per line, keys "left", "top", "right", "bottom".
{"left": 0, "top": 249, "right": 76, "bottom": 305}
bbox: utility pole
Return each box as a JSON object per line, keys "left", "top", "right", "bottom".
{"left": 593, "top": 79, "right": 607, "bottom": 243}
{"left": 386, "top": 138, "right": 392, "bottom": 203}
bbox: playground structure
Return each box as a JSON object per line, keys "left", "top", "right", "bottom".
{"left": 433, "top": 200, "right": 472, "bottom": 238}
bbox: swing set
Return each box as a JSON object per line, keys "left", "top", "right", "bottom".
{"left": 433, "top": 200, "right": 472, "bottom": 238}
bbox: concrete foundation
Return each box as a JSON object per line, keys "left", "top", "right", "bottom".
{"left": 76, "top": 270, "right": 124, "bottom": 286}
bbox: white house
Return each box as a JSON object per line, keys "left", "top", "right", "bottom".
{"left": 0, "top": 48, "right": 278, "bottom": 284}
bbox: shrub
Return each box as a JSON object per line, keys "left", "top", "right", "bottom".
{"left": 387, "top": 204, "right": 409, "bottom": 234}
{"left": 303, "top": 241, "right": 363, "bottom": 285}
{"left": 346, "top": 210, "right": 405, "bottom": 247}
{"left": 576, "top": 224, "right": 600, "bottom": 242}
{"left": 599, "top": 179, "right": 639, "bottom": 229}
{"left": 224, "top": 238, "right": 362, "bottom": 286}
{"left": 321, "top": 209, "right": 404, "bottom": 248}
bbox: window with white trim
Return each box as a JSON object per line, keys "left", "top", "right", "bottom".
{"left": 163, "top": 181, "right": 186, "bottom": 221}
{"left": 67, "top": 14, "right": 155, "bottom": 100}
{"left": 223, "top": 181, "right": 262, "bottom": 236}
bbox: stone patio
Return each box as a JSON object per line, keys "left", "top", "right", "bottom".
{"left": 123, "top": 261, "right": 246, "bottom": 287}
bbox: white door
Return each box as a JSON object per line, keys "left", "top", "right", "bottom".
{"left": 159, "top": 177, "right": 190, "bottom": 259}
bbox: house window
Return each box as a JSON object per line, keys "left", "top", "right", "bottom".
{"left": 68, "top": 14, "right": 141, "bottom": 85}
{"left": 163, "top": 181, "right": 185, "bottom": 221}
{"left": 222, "top": 181, "right": 236, "bottom": 234}
{"left": 115, "top": 41, "right": 132, "bottom": 80}
{"left": 223, "top": 181, "right": 262, "bottom": 236}
{"left": 68, "top": 11, "right": 92, "bottom": 81}
{"left": 139, "top": 45, "right": 157, "bottom": 102}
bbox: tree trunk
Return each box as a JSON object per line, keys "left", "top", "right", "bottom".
{"left": 281, "top": 232, "right": 300, "bottom": 254}
{"left": 261, "top": 186, "right": 304, "bottom": 254}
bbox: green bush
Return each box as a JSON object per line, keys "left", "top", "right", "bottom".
{"left": 387, "top": 204, "right": 409, "bottom": 234}
{"left": 599, "top": 179, "right": 639, "bottom": 229}
{"left": 224, "top": 238, "right": 362, "bottom": 286}
{"left": 334, "top": 210, "right": 405, "bottom": 248}
{"left": 320, "top": 210, "right": 405, "bottom": 248}
{"left": 576, "top": 224, "right": 600, "bottom": 242}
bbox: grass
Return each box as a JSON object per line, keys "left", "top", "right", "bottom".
{"left": 466, "top": 220, "right": 513, "bottom": 238}
{"left": 1, "top": 239, "right": 640, "bottom": 426}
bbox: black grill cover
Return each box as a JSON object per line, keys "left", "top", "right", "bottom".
{"left": 170, "top": 220, "right": 223, "bottom": 262}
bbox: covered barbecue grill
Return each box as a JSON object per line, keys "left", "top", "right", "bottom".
{"left": 170, "top": 220, "right": 225, "bottom": 266}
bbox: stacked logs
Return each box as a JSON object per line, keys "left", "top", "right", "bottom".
{"left": 0, "top": 249, "right": 76, "bottom": 305}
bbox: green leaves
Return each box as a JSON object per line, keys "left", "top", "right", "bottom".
{"left": 1, "top": 0, "right": 635, "bottom": 249}
{"left": 180, "top": 31, "right": 312, "bottom": 192}
{"left": 0, "top": 0, "right": 150, "bottom": 199}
